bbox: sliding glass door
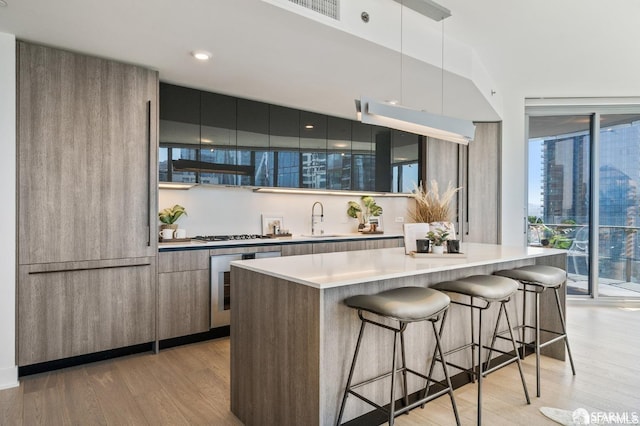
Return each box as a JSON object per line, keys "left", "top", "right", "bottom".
{"left": 598, "top": 114, "right": 640, "bottom": 297}
{"left": 526, "top": 104, "right": 640, "bottom": 299}
{"left": 528, "top": 115, "right": 591, "bottom": 295}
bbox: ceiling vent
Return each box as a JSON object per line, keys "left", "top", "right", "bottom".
{"left": 288, "top": 0, "right": 339, "bottom": 20}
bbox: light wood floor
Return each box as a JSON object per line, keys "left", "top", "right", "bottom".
{"left": 1, "top": 304, "right": 639, "bottom": 425}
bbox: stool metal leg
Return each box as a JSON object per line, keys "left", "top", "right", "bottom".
{"left": 554, "top": 288, "right": 576, "bottom": 376}
{"left": 477, "top": 307, "right": 483, "bottom": 426}
{"left": 400, "top": 330, "right": 409, "bottom": 408}
{"left": 336, "top": 320, "right": 366, "bottom": 426}
{"left": 431, "top": 319, "right": 461, "bottom": 426}
{"left": 470, "top": 296, "right": 476, "bottom": 383}
{"left": 422, "top": 311, "right": 446, "bottom": 404}
{"left": 503, "top": 302, "right": 531, "bottom": 404}
{"left": 484, "top": 300, "right": 506, "bottom": 370}
{"left": 535, "top": 291, "right": 541, "bottom": 397}
{"left": 389, "top": 328, "right": 400, "bottom": 426}
{"left": 521, "top": 285, "right": 527, "bottom": 359}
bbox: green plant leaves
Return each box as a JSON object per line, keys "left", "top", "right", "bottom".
{"left": 158, "top": 204, "right": 187, "bottom": 224}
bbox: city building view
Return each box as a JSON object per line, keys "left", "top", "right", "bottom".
{"left": 528, "top": 116, "right": 640, "bottom": 296}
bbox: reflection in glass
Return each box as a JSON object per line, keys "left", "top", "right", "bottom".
{"left": 598, "top": 115, "right": 640, "bottom": 296}
{"left": 528, "top": 115, "right": 590, "bottom": 295}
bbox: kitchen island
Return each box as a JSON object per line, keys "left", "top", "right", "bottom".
{"left": 230, "top": 243, "right": 567, "bottom": 426}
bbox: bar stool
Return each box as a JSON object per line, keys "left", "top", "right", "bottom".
{"left": 431, "top": 275, "right": 530, "bottom": 426}
{"left": 336, "top": 286, "right": 460, "bottom": 426}
{"left": 494, "top": 265, "right": 576, "bottom": 397}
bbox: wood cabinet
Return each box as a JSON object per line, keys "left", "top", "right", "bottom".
{"left": 311, "top": 238, "right": 401, "bottom": 254}
{"left": 18, "top": 258, "right": 155, "bottom": 366}
{"left": 466, "top": 122, "right": 501, "bottom": 244}
{"left": 158, "top": 250, "right": 210, "bottom": 340}
{"left": 17, "top": 42, "right": 159, "bottom": 365}
{"left": 18, "top": 42, "right": 158, "bottom": 264}
{"left": 281, "top": 243, "right": 314, "bottom": 256}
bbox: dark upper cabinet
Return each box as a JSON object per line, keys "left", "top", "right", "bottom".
{"left": 300, "top": 111, "right": 327, "bottom": 150}
{"left": 269, "top": 105, "right": 299, "bottom": 149}
{"left": 327, "top": 117, "right": 352, "bottom": 190}
{"left": 300, "top": 111, "right": 327, "bottom": 189}
{"left": 237, "top": 99, "right": 269, "bottom": 148}
{"left": 158, "top": 83, "right": 416, "bottom": 192}
{"left": 159, "top": 84, "right": 200, "bottom": 183}
{"left": 390, "top": 130, "right": 419, "bottom": 193}
{"left": 200, "top": 92, "right": 239, "bottom": 185}
{"left": 351, "top": 122, "right": 376, "bottom": 191}
{"left": 201, "top": 92, "right": 236, "bottom": 148}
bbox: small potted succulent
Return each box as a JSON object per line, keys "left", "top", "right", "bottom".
{"left": 426, "top": 228, "right": 449, "bottom": 254}
{"left": 159, "top": 204, "right": 187, "bottom": 231}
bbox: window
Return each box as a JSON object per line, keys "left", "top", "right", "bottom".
{"left": 526, "top": 101, "right": 640, "bottom": 299}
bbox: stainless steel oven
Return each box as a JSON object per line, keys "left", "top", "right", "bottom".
{"left": 210, "top": 251, "right": 280, "bottom": 328}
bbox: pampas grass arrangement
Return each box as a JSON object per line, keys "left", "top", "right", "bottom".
{"left": 410, "top": 180, "right": 461, "bottom": 223}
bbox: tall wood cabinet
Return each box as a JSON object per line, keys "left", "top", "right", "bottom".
{"left": 17, "top": 42, "right": 159, "bottom": 366}
{"left": 466, "top": 122, "right": 501, "bottom": 244}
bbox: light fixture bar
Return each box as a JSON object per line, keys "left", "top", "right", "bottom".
{"left": 253, "top": 187, "right": 411, "bottom": 197}
{"left": 392, "top": 0, "right": 451, "bottom": 21}
{"left": 358, "top": 97, "right": 475, "bottom": 145}
{"left": 159, "top": 182, "right": 198, "bottom": 190}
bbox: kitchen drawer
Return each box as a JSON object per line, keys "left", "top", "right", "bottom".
{"left": 18, "top": 261, "right": 155, "bottom": 366}
{"left": 280, "top": 243, "right": 313, "bottom": 256}
{"left": 158, "top": 270, "right": 210, "bottom": 340}
{"left": 158, "top": 249, "right": 210, "bottom": 273}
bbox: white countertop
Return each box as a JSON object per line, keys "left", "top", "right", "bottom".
{"left": 158, "top": 233, "right": 402, "bottom": 250}
{"left": 230, "top": 243, "right": 566, "bottom": 289}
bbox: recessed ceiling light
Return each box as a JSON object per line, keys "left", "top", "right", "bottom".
{"left": 0, "top": 1, "right": 8, "bottom": 7}
{"left": 191, "top": 50, "right": 212, "bottom": 61}
{"left": 201, "top": 138, "right": 212, "bottom": 143}
{"left": 304, "top": 124, "right": 314, "bottom": 129}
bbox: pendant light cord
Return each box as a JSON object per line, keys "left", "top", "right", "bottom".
{"left": 441, "top": 19, "right": 445, "bottom": 116}
{"left": 400, "top": 1, "right": 404, "bottom": 105}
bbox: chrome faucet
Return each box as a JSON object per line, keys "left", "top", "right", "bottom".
{"left": 311, "top": 201, "right": 324, "bottom": 236}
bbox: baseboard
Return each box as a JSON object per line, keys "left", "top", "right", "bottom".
{"left": 0, "top": 365, "right": 19, "bottom": 390}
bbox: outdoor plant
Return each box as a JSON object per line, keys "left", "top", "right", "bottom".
{"left": 426, "top": 228, "right": 449, "bottom": 246}
{"left": 159, "top": 204, "right": 187, "bottom": 225}
{"left": 410, "top": 180, "right": 461, "bottom": 223}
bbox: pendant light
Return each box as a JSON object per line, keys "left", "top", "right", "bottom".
{"left": 356, "top": 0, "right": 475, "bottom": 145}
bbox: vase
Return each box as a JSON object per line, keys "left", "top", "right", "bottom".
{"left": 432, "top": 245, "right": 444, "bottom": 255}
{"left": 160, "top": 224, "right": 178, "bottom": 231}
{"left": 416, "top": 239, "right": 430, "bottom": 253}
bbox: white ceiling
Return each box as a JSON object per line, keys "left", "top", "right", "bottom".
{"left": 2, "top": 0, "right": 640, "bottom": 123}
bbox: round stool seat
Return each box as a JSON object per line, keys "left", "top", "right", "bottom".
{"left": 345, "top": 286, "right": 450, "bottom": 322}
{"left": 432, "top": 275, "right": 518, "bottom": 301}
{"left": 495, "top": 265, "right": 566, "bottom": 288}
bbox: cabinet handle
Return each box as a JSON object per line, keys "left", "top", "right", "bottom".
{"left": 29, "top": 262, "right": 152, "bottom": 275}
{"left": 147, "top": 100, "right": 152, "bottom": 247}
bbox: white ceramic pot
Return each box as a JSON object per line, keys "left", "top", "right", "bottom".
{"left": 432, "top": 245, "right": 444, "bottom": 255}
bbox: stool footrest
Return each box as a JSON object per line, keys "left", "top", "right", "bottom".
{"left": 347, "top": 367, "right": 453, "bottom": 419}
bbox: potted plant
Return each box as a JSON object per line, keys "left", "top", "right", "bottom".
{"left": 159, "top": 204, "right": 187, "bottom": 231}
{"left": 347, "top": 196, "right": 383, "bottom": 232}
{"left": 426, "top": 228, "right": 449, "bottom": 254}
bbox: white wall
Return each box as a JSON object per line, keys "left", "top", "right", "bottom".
{"left": 0, "top": 32, "right": 18, "bottom": 389}
{"left": 159, "top": 186, "right": 413, "bottom": 237}
{"left": 500, "top": 95, "right": 527, "bottom": 247}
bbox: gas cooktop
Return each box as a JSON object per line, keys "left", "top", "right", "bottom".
{"left": 192, "top": 234, "right": 270, "bottom": 242}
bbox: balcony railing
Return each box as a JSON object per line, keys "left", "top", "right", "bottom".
{"left": 528, "top": 223, "right": 640, "bottom": 296}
